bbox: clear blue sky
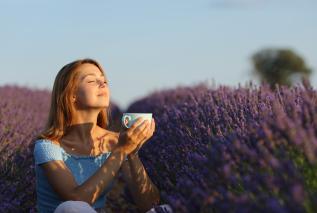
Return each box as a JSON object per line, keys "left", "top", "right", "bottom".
{"left": 0, "top": 0, "right": 316, "bottom": 109}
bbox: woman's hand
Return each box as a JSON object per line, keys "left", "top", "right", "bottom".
{"left": 113, "top": 117, "right": 152, "bottom": 155}
{"left": 129, "top": 118, "right": 155, "bottom": 156}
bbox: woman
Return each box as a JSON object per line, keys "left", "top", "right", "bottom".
{"left": 33, "top": 58, "right": 172, "bottom": 213}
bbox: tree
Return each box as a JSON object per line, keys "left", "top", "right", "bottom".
{"left": 251, "top": 48, "right": 312, "bottom": 88}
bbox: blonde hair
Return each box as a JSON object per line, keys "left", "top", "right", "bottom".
{"left": 34, "top": 58, "right": 110, "bottom": 142}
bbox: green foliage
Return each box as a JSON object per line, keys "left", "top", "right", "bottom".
{"left": 251, "top": 48, "right": 312, "bottom": 88}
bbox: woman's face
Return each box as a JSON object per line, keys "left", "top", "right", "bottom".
{"left": 73, "top": 63, "right": 110, "bottom": 110}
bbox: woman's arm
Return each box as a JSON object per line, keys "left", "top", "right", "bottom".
{"left": 41, "top": 149, "right": 127, "bottom": 205}
{"left": 40, "top": 118, "right": 149, "bottom": 206}
{"left": 121, "top": 153, "right": 160, "bottom": 213}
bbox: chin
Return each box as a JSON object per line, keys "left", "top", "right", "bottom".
{"left": 92, "top": 102, "right": 109, "bottom": 109}
{"left": 98, "top": 103, "right": 109, "bottom": 108}
{"left": 96, "top": 98, "right": 109, "bottom": 107}
{"left": 102, "top": 102, "right": 110, "bottom": 108}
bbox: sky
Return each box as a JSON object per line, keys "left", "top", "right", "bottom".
{"left": 0, "top": 0, "right": 316, "bottom": 110}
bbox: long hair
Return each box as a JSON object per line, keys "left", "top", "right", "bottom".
{"left": 33, "top": 58, "right": 110, "bottom": 142}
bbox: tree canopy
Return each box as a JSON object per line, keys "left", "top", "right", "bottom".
{"left": 251, "top": 48, "right": 312, "bottom": 88}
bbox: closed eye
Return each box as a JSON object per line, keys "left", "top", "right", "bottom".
{"left": 88, "top": 80, "right": 108, "bottom": 85}
{"left": 87, "top": 78, "right": 108, "bottom": 84}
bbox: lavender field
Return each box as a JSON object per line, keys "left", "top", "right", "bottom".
{"left": 1, "top": 81, "right": 317, "bottom": 213}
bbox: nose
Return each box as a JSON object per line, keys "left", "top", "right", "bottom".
{"left": 98, "top": 79, "right": 107, "bottom": 88}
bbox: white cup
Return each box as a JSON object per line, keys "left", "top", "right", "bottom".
{"left": 122, "top": 113, "right": 152, "bottom": 128}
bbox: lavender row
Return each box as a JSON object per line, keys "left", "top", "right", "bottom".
{"left": 127, "top": 81, "right": 317, "bottom": 213}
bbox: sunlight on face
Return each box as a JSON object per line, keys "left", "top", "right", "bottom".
{"left": 74, "top": 63, "right": 110, "bottom": 109}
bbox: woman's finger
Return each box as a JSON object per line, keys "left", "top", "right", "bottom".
{"left": 126, "top": 118, "right": 145, "bottom": 136}
{"left": 139, "top": 122, "right": 151, "bottom": 140}
{"left": 135, "top": 120, "right": 154, "bottom": 150}
{"left": 133, "top": 120, "right": 150, "bottom": 139}
{"left": 141, "top": 120, "right": 154, "bottom": 142}
{"left": 129, "top": 117, "right": 144, "bottom": 129}
{"left": 146, "top": 118, "right": 154, "bottom": 137}
{"left": 144, "top": 118, "right": 154, "bottom": 137}
{"left": 151, "top": 118, "right": 155, "bottom": 134}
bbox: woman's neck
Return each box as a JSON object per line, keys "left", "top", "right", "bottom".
{"left": 64, "top": 122, "right": 100, "bottom": 145}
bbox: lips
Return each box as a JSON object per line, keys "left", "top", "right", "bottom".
{"left": 98, "top": 89, "right": 107, "bottom": 96}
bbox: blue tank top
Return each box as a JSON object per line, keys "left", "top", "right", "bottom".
{"left": 33, "top": 139, "right": 117, "bottom": 213}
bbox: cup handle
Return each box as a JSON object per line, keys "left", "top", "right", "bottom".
{"left": 122, "top": 115, "right": 129, "bottom": 128}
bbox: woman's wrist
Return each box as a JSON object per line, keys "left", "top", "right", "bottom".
{"left": 126, "top": 151, "right": 139, "bottom": 160}
{"left": 112, "top": 147, "right": 128, "bottom": 161}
